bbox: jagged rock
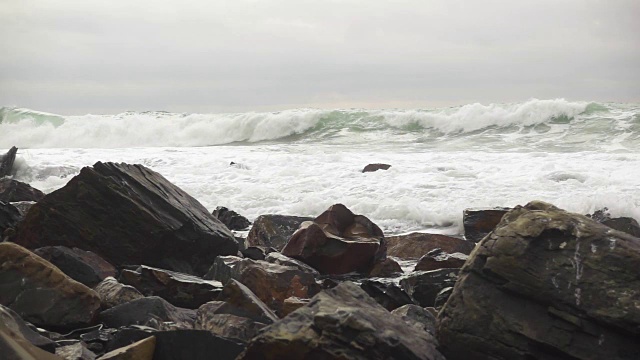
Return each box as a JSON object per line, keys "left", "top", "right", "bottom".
{"left": 0, "top": 242, "right": 101, "bottom": 330}
{"left": 97, "top": 336, "right": 155, "bottom": 360}
{"left": 99, "top": 296, "right": 195, "bottom": 329}
{"left": 216, "top": 279, "right": 278, "bottom": 323}
{"left": 386, "top": 232, "right": 475, "bottom": 259}
{"left": 9, "top": 200, "right": 36, "bottom": 216}
{"left": 463, "top": 207, "right": 510, "bottom": 243}
{"left": 602, "top": 217, "right": 640, "bottom": 238}
{"left": 56, "top": 342, "right": 97, "bottom": 360}
{"left": 400, "top": 268, "right": 459, "bottom": 307}
{"left": 264, "top": 252, "right": 319, "bottom": 275}
{"left": 238, "top": 282, "right": 445, "bottom": 360}
{"left": 368, "top": 257, "right": 403, "bottom": 277}
{"left": 94, "top": 277, "right": 144, "bottom": 309}
{"left": 433, "top": 287, "right": 453, "bottom": 308}
{"left": 391, "top": 304, "right": 437, "bottom": 336}
{"left": 34, "top": 246, "right": 117, "bottom": 287}
{"left": 212, "top": 206, "right": 251, "bottom": 231}
{"left": 437, "top": 201, "right": 640, "bottom": 360}
{"left": 240, "top": 246, "right": 271, "bottom": 260}
{"left": 362, "top": 163, "right": 391, "bottom": 173}
{"left": 0, "top": 179, "right": 45, "bottom": 202}
{"left": 360, "top": 280, "right": 414, "bottom": 311}
{"left": 0, "top": 201, "right": 21, "bottom": 237}
{"left": 281, "top": 297, "right": 308, "bottom": 317}
{"left": 0, "top": 311, "right": 62, "bottom": 360}
{"left": 414, "top": 248, "right": 468, "bottom": 271}
{"left": 282, "top": 204, "right": 386, "bottom": 275}
{"left": 11, "top": 162, "right": 239, "bottom": 275}
{"left": 195, "top": 302, "right": 268, "bottom": 342}
{"left": 119, "top": 266, "right": 223, "bottom": 309}
{"left": 0, "top": 146, "right": 17, "bottom": 178}
{"left": 203, "top": 255, "right": 242, "bottom": 283}
{"left": 79, "top": 327, "right": 119, "bottom": 356}
{"left": 246, "top": 214, "right": 312, "bottom": 251}
{"left": 0, "top": 304, "right": 57, "bottom": 352}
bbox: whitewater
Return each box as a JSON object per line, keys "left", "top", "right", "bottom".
{"left": 1, "top": 99, "right": 639, "bottom": 234}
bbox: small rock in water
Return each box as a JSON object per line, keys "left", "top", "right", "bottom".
{"left": 213, "top": 206, "right": 251, "bottom": 231}
{"left": 362, "top": 163, "right": 391, "bottom": 173}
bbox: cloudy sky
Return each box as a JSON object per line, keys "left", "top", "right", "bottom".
{"left": 1, "top": 0, "right": 638, "bottom": 114}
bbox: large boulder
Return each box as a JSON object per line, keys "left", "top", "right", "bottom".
{"left": 0, "top": 242, "right": 101, "bottom": 330}
{"left": 10, "top": 162, "right": 239, "bottom": 275}
{"left": 34, "top": 246, "right": 117, "bottom": 287}
{"left": 0, "top": 146, "right": 17, "bottom": 178}
{"left": 282, "top": 204, "right": 386, "bottom": 275}
{"left": 414, "top": 248, "right": 468, "bottom": 271}
{"left": 246, "top": 214, "right": 312, "bottom": 251}
{"left": 212, "top": 206, "right": 251, "bottom": 231}
{"left": 0, "top": 201, "right": 21, "bottom": 236}
{"left": 386, "top": 232, "right": 475, "bottom": 259}
{"left": 463, "top": 207, "right": 510, "bottom": 243}
{"left": 238, "top": 281, "right": 445, "bottom": 360}
{"left": 438, "top": 201, "right": 640, "bottom": 360}
{"left": 0, "top": 179, "right": 45, "bottom": 202}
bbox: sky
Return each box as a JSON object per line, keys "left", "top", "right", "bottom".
{"left": 1, "top": 0, "right": 639, "bottom": 115}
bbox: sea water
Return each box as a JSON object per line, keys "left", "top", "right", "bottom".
{"left": 1, "top": 99, "right": 639, "bottom": 235}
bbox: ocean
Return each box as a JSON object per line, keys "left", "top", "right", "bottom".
{"left": 1, "top": 98, "right": 639, "bottom": 235}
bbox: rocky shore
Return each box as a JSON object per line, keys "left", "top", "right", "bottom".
{"left": 1, "top": 147, "right": 639, "bottom": 360}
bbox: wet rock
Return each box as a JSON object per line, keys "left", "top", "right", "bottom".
{"left": 362, "top": 163, "right": 391, "bottom": 173}
{"left": 462, "top": 207, "right": 510, "bottom": 243}
{"left": 360, "top": 280, "right": 414, "bottom": 311}
{"left": 97, "top": 336, "right": 155, "bottom": 360}
{"left": 386, "top": 232, "right": 475, "bottom": 259}
{"left": 414, "top": 248, "right": 468, "bottom": 271}
{"left": 240, "top": 246, "right": 271, "bottom": 260}
{"left": 438, "top": 201, "right": 640, "bottom": 360}
{"left": 215, "top": 279, "right": 278, "bottom": 323}
{"left": 0, "top": 242, "right": 101, "bottom": 330}
{"left": 34, "top": 246, "right": 117, "bottom": 287}
{"left": 282, "top": 204, "right": 386, "bottom": 275}
{"left": 391, "top": 304, "right": 437, "bottom": 336}
{"left": 0, "top": 201, "right": 21, "bottom": 236}
{"left": 0, "top": 312, "right": 62, "bottom": 360}
{"left": 400, "top": 268, "right": 459, "bottom": 307}
{"left": 99, "top": 296, "right": 195, "bottom": 329}
{"left": 203, "top": 255, "right": 242, "bottom": 283}
{"left": 119, "top": 266, "right": 223, "bottom": 309}
{"left": 368, "top": 257, "right": 403, "bottom": 277}
{"left": 0, "top": 304, "right": 57, "bottom": 352}
{"left": 9, "top": 200, "right": 36, "bottom": 217}
{"left": 94, "top": 277, "right": 144, "bottom": 309}
{"left": 238, "top": 281, "right": 444, "bottom": 360}
{"left": 246, "top": 214, "right": 312, "bottom": 251}
{"left": 195, "top": 302, "right": 268, "bottom": 342}
{"left": 212, "top": 206, "right": 251, "bottom": 231}
{"left": 281, "top": 297, "right": 309, "bottom": 317}
{"left": 433, "top": 287, "right": 453, "bottom": 308}
{"left": 11, "top": 162, "right": 239, "bottom": 275}
{"left": 264, "top": 252, "right": 319, "bottom": 275}
{"left": 56, "top": 342, "right": 97, "bottom": 360}
{"left": 0, "top": 146, "right": 17, "bottom": 178}
{"left": 602, "top": 217, "right": 640, "bottom": 238}
{"left": 0, "top": 178, "right": 45, "bottom": 202}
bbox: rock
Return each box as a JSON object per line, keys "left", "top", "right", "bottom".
{"left": 10, "top": 200, "right": 36, "bottom": 216}
{"left": 0, "top": 179, "right": 45, "bottom": 202}
{"left": 400, "top": 268, "right": 459, "bottom": 307}
{"left": 360, "top": 280, "right": 414, "bottom": 311}
{"left": 0, "top": 312, "right": 62, "bottom": 360}
{"left": 246, "top": 214, "right": 312, "bottom": 251}
{"left": 362, "top": 163, "right": 391, "bottom": 173}
{"left": 414, "top": 248, "right": 468, "bottom": 271}
{"left": 216, "top": 279, "right": 278, "bottom": 323}
{"left": 97, "top": 336, "right": 155, "bottom": 360}
{"left": 195, "top": 302, "right": 268, "bottom": 342}
{"left": 282, "top": 204, "right": 386, "bottom": 275}
{"left": 0, "top": 304, "right": 57, "bottom": 352}
{"left": 212, "top": 206, "right": 251, "bottom": 231}
{"left": 56, "top": 342, "right": 97, "bottom": 360}
{"left": 368, "top": 257, "right": 403, "bottom": 277}
{"left": 99, "top": 296, "right": 195, "bottom": 329}
{"left": 0, "top": 146, "right": 17, "bottom": 178}
{"left": 0, "top": 242, "right": 101, "bottom": 330}
{"left": 281, "top": 297, "right": 308, "bottom": 317}
{"left": 238, "top": 281, "right": 444, "bottom": 360}
{"left": 11, "top": 162, "right": 239, "bottom": 275}
{"left": 0, "top": 201, "right": 21, "bottom": 237}
{"left": 462, "top": 207, "right": 510, "bottom": 243}
{"left": 437, "top": 201, "right": 640, "bottom": 360}
{"left": 386, "top": 232, "right": 475, "bottom": 259}
{"left": 79, "top": 327, "right": 119, "bottom": 356}
{"left": 34, "top": 246, "right": 117, "bottom": 287}
{"left": 391, "top": 304, "right": 437, "bottom": 336}
{"left": 433, "top": 287, "right": 453, "bottom": 308}
{"left": 240, "top": 246, "right": 271, "bottom": 260}
{"left": 602, "top": 217, "right": 640, "bottom": 238}
{"left": 119, "top": 266, "right": 223, "bottom": 309}
{"left": 203, "top": 255, "right": 242, "bottom": 283}
{"left": 264, "top": 252, "right": 319, "bottom": 275}
{"left": 94, "top": 277, "right": 144, "bottom": 309}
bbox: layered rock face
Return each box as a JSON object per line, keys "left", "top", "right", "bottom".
{"left": 11, "top": 162, "right": 239, "bottom": 275}
{"left": 438, "top": 201, "right": 640, "bottom": 360}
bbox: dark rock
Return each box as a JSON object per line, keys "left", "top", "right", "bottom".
{"left": 11, "top": 162, "right": 239, "bottom": 275}
{"left": 586, "top": 207, "right": 611, "bottom": 222}
{"left": 282, "top": 204, "right": 386, "bottom": 275}
{"left": 0, "top": 304, "right": 57, "bottom": 353}
{"left": 602, "top": 217, "right": 640, "bottom": 238}
{"left": 55, "top": 342, "right": 96, "bottom": 360}
{"left": 437, "top": 201, "right": 640, "bottom": 360}
{"left": 0, "top": 178, "right": 45, "bottom": 202}
{"left": 264, "top": 252, "right": 319, "bottom": 275}
{"left": 203, "top": 255, "right": 242, "bottom": 283}
{"left": 0, "top": 201, "right": 21, "bottom": 237}
{"left": 238, "top": 281, "right": 444, "bottom": 360}
{"left": 386, "top": 232, "right": 475, "bottom": 259}
{"left": 360, "top": 280, "right": 414, "bottom": 311}
{"left": 362, "top": 163, "right": 391, "bottom": 173}
{"left": 9, "top": 200, "right": 36, "bottom": 216}
{"left": 414, "top": 248, "right": 468, "bottom": 271}
{"left": 97, "top": 336, "right": 155, "bottom": 360}
{"left": 94, "top": 277, "right": 144, "bottom": 309}
{"left": 281, "top": 297, "right": 308, "bottom": 317}
{"left": 433, "top": 287, "right": 453, "bottom": 308}
{"left": 391, "top": 304, "right": 437, "bottom": 336}
{"left": 400, "top": 268, "right": 459, "bottom": 307}
{"left": 99, "top": 296, "right": 195, "bottom": 329}
{"left": 240, "top": 246, "right": 270, "bottom": 260}
{"left": 195, "top": 302, "right": 268, "bottom": 342}
{"left": 368, "top": 257, "right": 403, "bottom": 277}
{"left": 463, "top": 207, "right": 510, "bottom": 243}
{"left": 215, "top": 279, "right": 278, "bottom": 323}
{"left": 212, "top": 206, "right": 251, "bottom": 231}
{"left": 0, "top": 312, "right": 61, "bottom": 360}
{"left": 0, "top": 146, "right": 17, "bottom": 178}
{"left": 0, "top": 242, "right": 101, "bottom": 330}
{"left": 34, "top": 246, "right": 117, "bottom": 287}
{"left": 119, "top": 266, "right": 223, "bottom": 309}
{"left": 246, "top": 214, "right": 312, "bottom": 251}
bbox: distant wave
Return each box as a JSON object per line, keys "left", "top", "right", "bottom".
{"left": 1, "top": 99, "right": 638, "bottom": 150}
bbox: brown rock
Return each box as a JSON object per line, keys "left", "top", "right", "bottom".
{"left": 368, "top": 257, "right": 403, "bottom": 277}
{"left": 34, "top": 246, "right": 117, "bottom": 287}
{"left": 0, "top": 312, "right": 62, "bottom": 360}
{"left": 386, "top": 232, "right": 475, "bottom": 259}
{"left": 462, "top": 207, "right": 510, "bottom": 243}
{"left": 414, "top": 249, "right": 468, "bottom": 271}
{"left": 0, "top": 242, "right": 101, "bottom": 330}
{"left": 0, "top": 178, "right": 45, "bottom": 202}
{"left": 281, "top": 297, "right": 309, "bottom": 317}
{"left": 362, "top": 163, "right": 391, "bottom": 173}
{"left": 246, "top": 214, "right": 312, "bottom": 251}
{"left": 97, "top": 336, "right": 155, "bottom": 360}
{"left": 216, "top": 279, "right": 278, "bottom": 323}
{"left": 195, "top": 301, "right": 268, "bottom": 342}
{"left": 94, "top": 277, "right": 144, "bottom": 309}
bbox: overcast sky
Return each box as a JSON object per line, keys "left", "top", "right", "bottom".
{"left": 1, "top": 0, "right": 638, "bottom": 114}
